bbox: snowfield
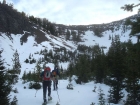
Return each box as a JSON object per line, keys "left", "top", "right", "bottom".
{"left": 10, "top": 78, "right": 127, "bottom": 105}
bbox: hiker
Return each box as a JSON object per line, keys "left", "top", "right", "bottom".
{"left": 51, "top": 66, "right": 60, "bottom": 90}
{"left": 40, "top": 66, "right": 52, "bottom": 103}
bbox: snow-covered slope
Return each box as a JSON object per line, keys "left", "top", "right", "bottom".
{"left": 0, "top": 24, "right": 137, "bottom": 71}
{"left": 0, "top": 20, "right": 138, "bottom": 105}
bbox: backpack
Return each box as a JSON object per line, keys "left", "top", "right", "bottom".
{"left": 43, "top": 67, "right": 51, "bottom": 81}
{"left": 52, "top": 66, "right": 59, "bottom": 76}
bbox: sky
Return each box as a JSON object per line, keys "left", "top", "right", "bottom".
{"left": 1, "top": 0, "right": 140, "bottom": 25}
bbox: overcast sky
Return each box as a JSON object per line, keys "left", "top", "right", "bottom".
{"left": 1, "top": 0, "right": 140, "bottom": 25}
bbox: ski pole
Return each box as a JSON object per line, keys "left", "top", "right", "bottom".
{"left": 59, "top": 79, "right": 60, "bottom": 88}
{"left": 35, "top": 90, "right": 38, "bottom": 97}
{"left": 56, "top": 89, "right": 60, "bottom": 102}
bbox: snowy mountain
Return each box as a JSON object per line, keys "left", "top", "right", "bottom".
{"left": 0, "top": 19, "right": 139, "bottom": 105}
{"left": 0, "top": 2, "right": 139, "bottom": 71}
{"left": 0, "top": 3, "right": 140, "bottom": 105}
{"left": 0, "top": 17, "right": 138, "bottom": 72}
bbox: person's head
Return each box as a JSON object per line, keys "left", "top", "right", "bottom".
{"left": 44, "top": 66, "right": 51, "bottom": 71}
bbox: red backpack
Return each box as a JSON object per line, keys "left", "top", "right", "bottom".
{"left": 43, "top": 67, "right": 51, "bottom": 81}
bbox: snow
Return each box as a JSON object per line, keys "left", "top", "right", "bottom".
{"left": 10, "top": 77, "right": 128, "bottom": 105}
{"left": 0, "top": 27, "right": 137, "bottom": 105}
{"left": 0, "top": 28, "right": 137, "bottom": 67}
{"left": 10, "top": 79, "right": 106, "bottom": 105}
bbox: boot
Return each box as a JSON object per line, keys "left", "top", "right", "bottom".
{"left": 44, "top": 99, "right": 47, "bottom": 103}
{"left": 48, "top": 96, "right": 52, "bottom": 100}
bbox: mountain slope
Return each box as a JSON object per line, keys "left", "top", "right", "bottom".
{"left": 0, "top": 24, "right": 137, "bottom": 72}
{"left": 0, "top": 2, "right": 139, "bottom": 72}
{"left": 1, "top": 2, "right": 140, "bottom": 105}
{"left": 0, "top": 3, "right": 32, "bottom": 34}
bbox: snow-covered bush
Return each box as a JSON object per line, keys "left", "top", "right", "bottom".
{"left": 67, "top": 83, "right": 73, "bottom": 90}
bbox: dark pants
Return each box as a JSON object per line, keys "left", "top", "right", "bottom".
{"left": 42, "top": 81, "right": 51, "bottom": 100}
{"left": 53, "top": 78, "right": 58, "bottom": 90}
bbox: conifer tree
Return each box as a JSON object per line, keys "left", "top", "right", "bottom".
{"left": 124, "top": 41, "right": 140, "bottom": 105}
{"left": 34, "top": 60, "right": 42, "bottom": 83}
{"left": 11, "top": 50, "right": 21, "bottom": 84}
{"left": 12, "top": 50, "right": 21, "bottom": 74}
{"left": 121, "top": 1, "right": 140, "bottom": 42}
{"left": 24, "top": 58, "right": 29, "bottom": 63}
{"left": 92, "top": 45, "right": 106, "bottom": 83}
{"left": 108, "top": 87, "right": 114, "bottom": 104}
{"left": 11, "top": 96, "right": 18, "bottom": 105}
{"left": 22, "top": 70, "right": 26, "bottom": 83}
{"left": 49, "top": 23, "right": 56, "bottom": 36}
{"left": 75, "top": 54, "right": 90, "bottom": 83}
{"left": 66, "top": 29, "right": 70, "bottom": 40}
{"left": 107, "top": 35, "right": 124, "bottom": 104}
{"left": 98, "top": 87, "right": 105, "bottom": 105}
{"left": 67, "top": 62, "right": 74, "bottom": 77}
{"left": 0, "top": 51, "right": 11, "bottom": 105}
{"left": 27, "top": 70, "right": 32, "bottom": 82}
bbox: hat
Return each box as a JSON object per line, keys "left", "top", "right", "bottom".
{"left": 44, "top": 66, "right": 51, "bottom": 71}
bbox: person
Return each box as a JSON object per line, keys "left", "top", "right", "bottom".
{"left": 40, "top": 66, "right": 52, "bottom": 103}
{"left": 51, "top": 66, "right": 60, "bottom": 90}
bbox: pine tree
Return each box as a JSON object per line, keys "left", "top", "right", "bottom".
{"left": 124, "top": 41, "right": 140, "bottom": 105}
{"left": 75, "top": 54, "right": 90, "bottom": 83}
{"left": 11, "top": 50, "right": 21, "bottom": 84}
{"left": 92, "top": 45, "right": 106, "bottom": 83}
{"left": 98, "top": 87, "right": 105, "bottom": 105}
{"left": 0, "top": 51, "right": 11, "bottom": 105}
{"left": 11, "top": 96, "right": 18, "bottom": 105}
{"left": 34, "top": 60, "right": 42, "bottom": 83}
{"left": 60, "top": 65, "right": 63, "bottom": 79}
{"left": 22, "top": 70, "right": 26, "bottom": 84}
{"left": 67, "top": 62, "right": 74, "bottom": 77}
{"left": 121, "top": 1, "right": 140, "bottom": 42}
{"left": 12, "top": 50, "right": 21, "bottom": 74}
{"left": 27, "top": 70, "right": 32, "bottom": 82}
{"left": 24, "top": 58, "right": 29, "bottom": 63}
{"left": 107, "top": 35, "right": 125, "bottom": 104}
{"left": 30, "top": 69, "right": 41, "bottom": 90}
{"left": 66, "top": 29, "right": 70, "bottom": 40}
{"left": 130, "top": 18, "right": 140, "bottom": 43}
{"left": 108, "top": 87, "right": 114, "bottom": 104}
{"left": 42, "top": 18, "right": 48, "bottom": 30}
{"left": 49, "top": 23, "right": 56, "bottom": 36}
